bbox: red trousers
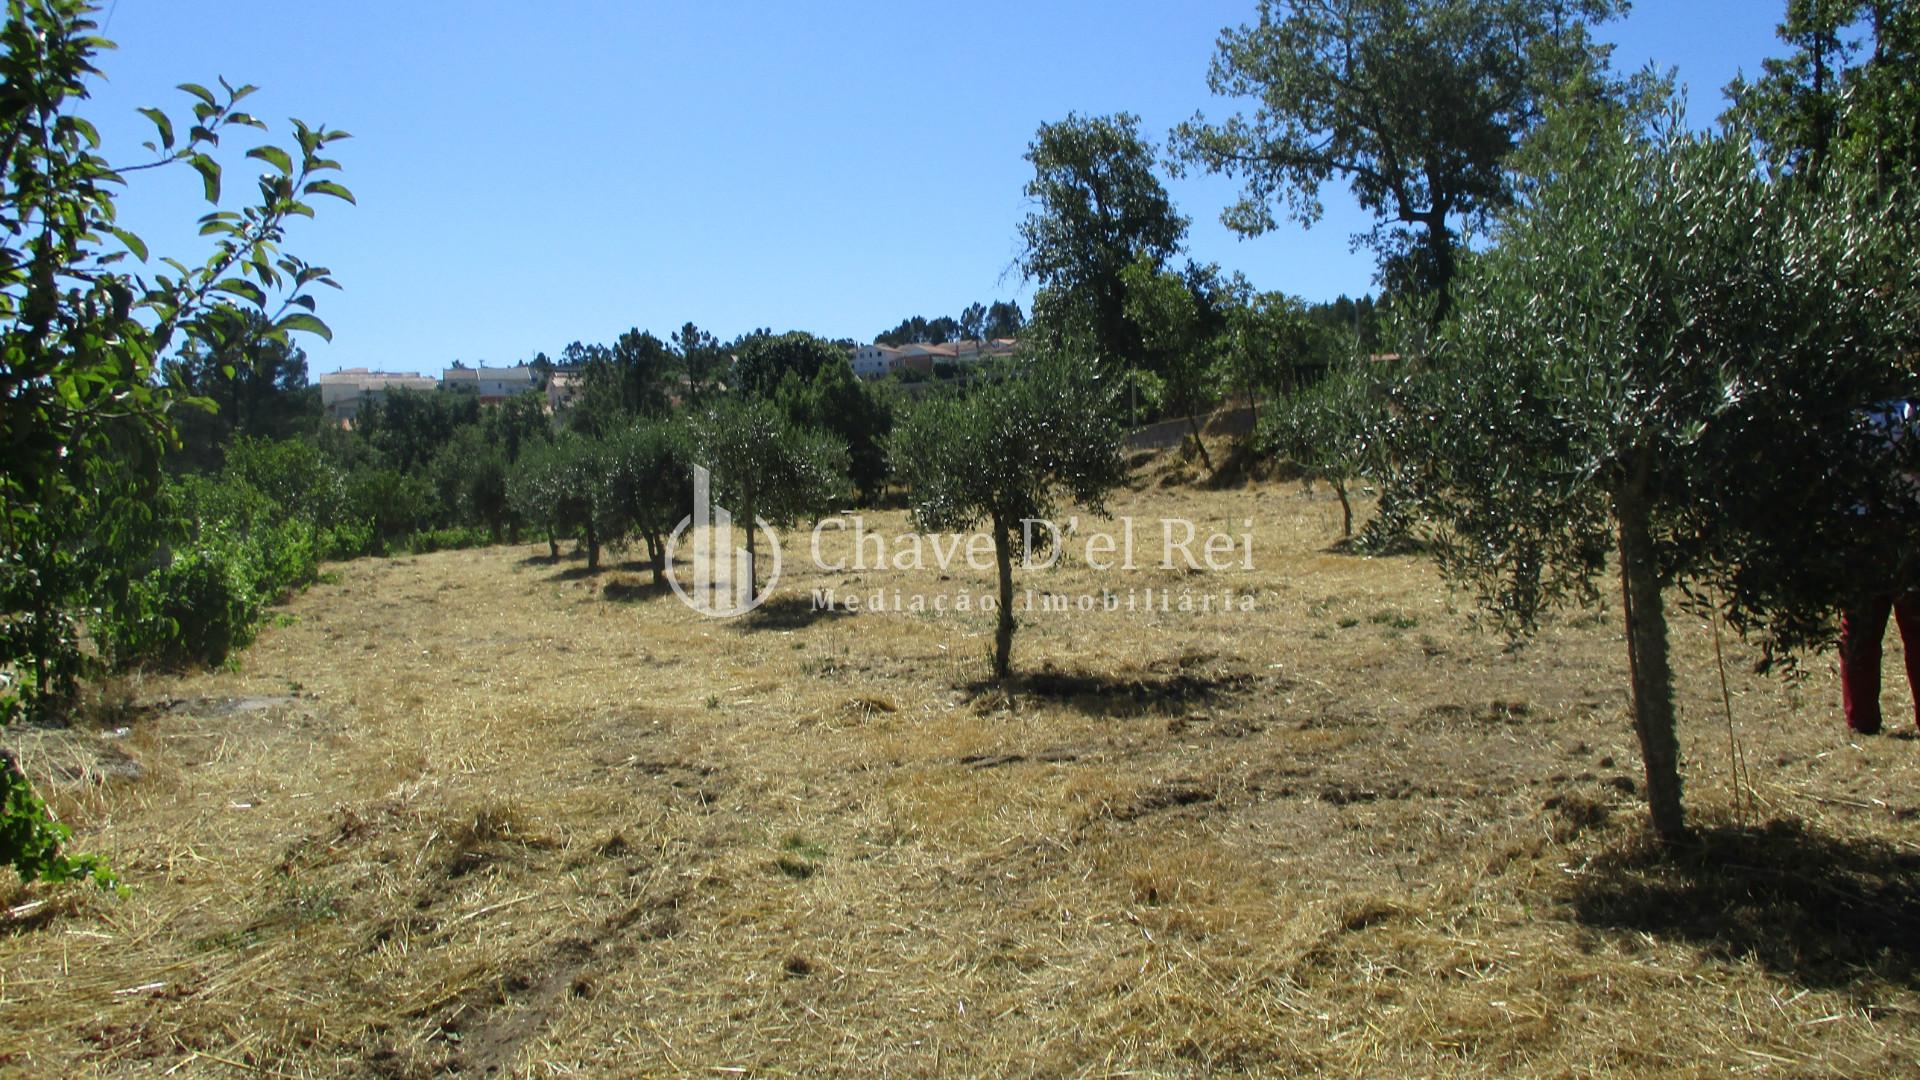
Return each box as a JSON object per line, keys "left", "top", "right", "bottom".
{"left": 1839, "top": 594, "right": 1920, "bottom": 733}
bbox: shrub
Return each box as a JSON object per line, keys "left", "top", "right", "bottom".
{"left": 319, "top": 518, "right": 378, "bottom": 560}
{"left": 101, "top": 477, "right": 322, "bottom": 669}
{"left": 246, "top": 518, "right": 321, "bottom": 600}
{"left": 223, "top": 437, "right": 349, "bottom": 525}
{"left": 344, "top": 467, "right": 435, "bottom": 552}
{"left": 406, "top": 525, "right": 493, "bottom": 555}
{"left": 103, "top": 536, "right": 261, "bottom": 670}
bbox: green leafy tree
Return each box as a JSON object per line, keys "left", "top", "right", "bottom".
{"left": 222, "top": 436, "right": 349, "bottom": 529}
{"left": 732, "top": 331, "right": 846, "bottom": 398}
{"left": 553, "top": 436, "right": 609, "bottom": 569}
{"left": 672, "top": 322, "right": 725, "bottom": 405}
{"left": 1398, "top": 106, "right": 1920, "bottom": 842}
{"left": 507, "top": 444, "right": 565, "bottom": 561}
{"left": 1260, "top": 358, "right": 1388, "bottom": 538}
{"left": 1019, "top": 112, "right": 1188, "bottom": 371}
{"left": 958, "top": 302, "right": 987, "bottom": 342}
{"left": 690, "top": 398, "right": 848, "bottom": 591}
{"left": 1305, "top": 293, "right": 1380, "bottom": 355}
{"left": 609, "top": 327, "right": 673, "bottom": 416}
{"left": 481, "top": 389, "right": 552, "bottom": 466}
{"left": 165, "top": 307, "right": 320, "bottom": 470}
{"left": 465, "top": 450, "right": 512, "bottom": 541}
{"left": 776, "top": 354, "right": 895, "bottom": 504}
{"left": 595, "top": 419, "right": 692, "bottom": 582}
{"left": 509, "top": 434, "right": 605, "bottom": 566}
{"left": 1225, "top": 285, "right": 1328, "bottom": 422}
{"left": 343, "top": 466, "right": 434, "bottom": 552}
{"left": 1838, "top": 0, "right": 1920, "bottom": 189}
{"left": 1727, "top": 0, "right": 1862, "bottom": 181}
{"left": 1119, "top": 256, "right": 1229, "bottom": 466}
{"left": 876, "top": 315, "right": 951, "bottom": 347}
{"left": 891, "top": 352, "right": 1127, "bottom": 679}
{"left": 874, "top": 316, "right": 922, "bottom": 347}
{"left": 0, "top": 0, "right": 350, "bottom": 884}
{"left": 1728, "top": 0, "right": 1920, "bottom": 192}
{"left": 427, "top": 426, "right": 513, "bottom": 539}
{"left": 356, "top": 386, "right": 478, "bottom": 473}
{"left": 984, "top": 300, "right": 1026, "bottom": 339}
{"left": 564, "top": 343, "right": 625, "bottom": 439}
{"left": 1172, "top": 0, "right": 1624, "bottom": 319}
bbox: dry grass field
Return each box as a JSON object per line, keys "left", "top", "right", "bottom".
{"left": 5, "top": 458, "right": 1920, "bottom": 1077}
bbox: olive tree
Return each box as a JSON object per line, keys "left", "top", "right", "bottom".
{"left": 1260, "top": 358, "right": 1392, "bottom": 540}
{"left": 891, "top": 352, "right": 1127, "bottom": 679}
{"left": 1400, "top": 107, "right": 1920, "bottom": 842}
{"left": 509, "top": 435, "right": 604, "bottom": 566}
{"left": 689, "top": 398, "right": 848, "bottom": 592}
{"left": 595, "top": 419, "right": 692, "bottom": 583}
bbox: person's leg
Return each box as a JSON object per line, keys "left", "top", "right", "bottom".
{"left": 1893, "top": 594, "right": 1920, "bottom": 730}
{"left": 1841, "top": 594, "right": 1895, "bottom": 734}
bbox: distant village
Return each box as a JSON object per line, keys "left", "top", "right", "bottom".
{"left": 317, "top": 337, "right": 1021, "bottom": 426}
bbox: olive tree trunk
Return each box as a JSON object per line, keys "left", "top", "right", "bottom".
{"left": 1185, "top": 413, "right": 1214, "bottom": 472}
{"left": 744, "top": 516, "right": 758, "bottom": 598}
{"left": 992, "top": 512, "right": 1016, "bottom": 679}
{"left": 643, "top": 532, "right": 665, "bottom": 584}
{"left": 1614, "top": 465, "right": 1686, "bottom": 843}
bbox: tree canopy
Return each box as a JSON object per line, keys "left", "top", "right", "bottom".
{"left": 595, "top": 418, "right": 693, "bottom": 582}
{"left": 1727, "top": 0, "right": 1920, "bottom": 190}
{"left": 1, "top": 0, "right": 351, "bottom": 884}
{"left": 1019, "top": 112, "right": 1188, "bottom": 369}
{"left": 164, "top": 309, "right": 321, "bottom": 471}
{"left": 891, "top": 352, "right": 1126, "bottom": 678}
{"left": 775, "top": 354, "right": 895, "bottom": 504}
{"left": 1172, "top": 0, "right": 1625, "bottom": 315}
{"left": 1398, "top": 102, "right": 1920, "bottom": 840}
{"left": 690, "top": 397, "right": 849, "bottom": 592}
{"left": 732, "top": 331, "right": 846, "bottom": 398}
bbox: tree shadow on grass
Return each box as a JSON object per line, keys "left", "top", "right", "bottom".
{"left": 732, "top": 593, "right": 854, "bottom": 632}
{"left": 1568, "top": 818, "right": 1920, "bottom": 988}
{"left": 548, "top": 565, "right": 604, "bottom": 582}
{"left": 965, "top": 663, "right": 1261, "bottom": 717}
{"left": 520, "top": 543, "right": 591, "bottom": 568}
{"left": 601, "top": 577, "right": 669, "bottom": 603}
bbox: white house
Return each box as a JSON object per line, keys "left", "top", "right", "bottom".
{"left": 850, "top": 343, "right": 905, "bottom": 380}
{"left": 958, "top": 337, "right": 1019, "bottom": 365}
{"left": 443, "top": 365, "right": 538, "bottom": 403}
{"left": 850, "top": 338, "right": 1019, "bottom": 380}
{"left": 319, "top": 369, "right": 439, "bottom": 426}
{"left": 546, "top": 369, "right": 582, "bottom": 414}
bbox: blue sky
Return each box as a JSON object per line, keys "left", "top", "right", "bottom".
{"left": 79, "top": 1, "right": 1788, "bottom": 376}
